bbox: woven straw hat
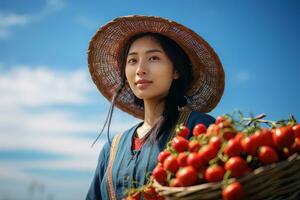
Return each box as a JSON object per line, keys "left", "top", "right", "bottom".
{"left": 88, "top": 15, "right": 225, "bottom": 119}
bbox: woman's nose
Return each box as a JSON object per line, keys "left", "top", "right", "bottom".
{"left": 136, "top": 60, "right": 147, "bottom": 76}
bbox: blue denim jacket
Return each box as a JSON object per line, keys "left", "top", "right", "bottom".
{"left": 86, "top": 111, "right": 215, "bottom": 200}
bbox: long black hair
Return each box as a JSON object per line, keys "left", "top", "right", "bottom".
{"left": 92, "top": 32, "right": 193, "bottom": 146}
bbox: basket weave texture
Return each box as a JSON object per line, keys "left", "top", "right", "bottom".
{"left": 153, "top": 153, "right": 300, "bottom": 200}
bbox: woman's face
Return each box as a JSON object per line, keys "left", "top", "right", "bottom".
{"left": 125, "top": 36, "right": 179, "bottom": 101}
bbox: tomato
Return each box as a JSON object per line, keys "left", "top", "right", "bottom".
{"left": 152, "top": 165, "right": 167, "bottom": 185}
{"left": 209, "top": 136, "right": 222, "bottom": 150}
{"left": 177, "top": 152, "right": 188, "bottom": 167}
{"left": 157, "top": 150, "right": 171, "bottom": 164}
{"left": 241, "top": 135, "right": 260, "bottom": 156}
{"left": 193, "top": 123, "right": 207, "bottom": 136}
{"left": 206, "top": 124, "right": 220, "bottom": 136}
{"left": 169, "top": 178, "right": 182, "bottom": 187}
{"left": 176, "top": 166, "right": 198, "bottom": 186}
{"left": 293, "top": 124, "right": 300, "bottom": 139}
{"left": 215, "top": 116, "right": 227, "bottom": 125}
{"left": 172, "top": 136, "right": 189, "bottom": 153}
{"left": 222, "top": 182, "right": 244, "bottom": 200}
{"left": 204, "top": 164, "right": 225, "bottom": 182}
{"left": 225, "top": 156, "right": 248, "bottom": 178}
{"left": 189, "top": 140, "right": 201, "bottom": 152}
{"left": 163, "top": 155, "right": 179, "bottom": 173}
{"left": 255, "top": 128, "right": 274, "bottom": 147}
{"left": 198, "top": 145, "right": 218, "bottom": 164}
{"left": 187, "top": 152, "right": 204, "bottom": 170}
{"left": 258, "top": 145, "right": 278, "bottom": 165}
{"left": 127, "top": 189, "right": 141, "bottom": 200}
{"left": 273, "top": 126, "right": 295, "bottom": 150}
{"left": 176, "top": 125, "right": 190, "bottom": 138}
{"left": 142, "top": 186, "right": 157, "bottom": 200}
{"left": 224, "top": 138, "right": 243, "bottom": 157}
{"left": 290, "top": 138, "right": 300, "bottom": 154}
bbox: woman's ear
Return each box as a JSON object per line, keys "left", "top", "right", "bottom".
{"left": 173, "top": 70, "right": 180, "bottom": 79}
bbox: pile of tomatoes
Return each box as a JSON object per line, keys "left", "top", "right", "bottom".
{"left": 152, "top": 114, "right": 300, "bottom": 200}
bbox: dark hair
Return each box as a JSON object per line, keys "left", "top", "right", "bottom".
{"left": 92, "top": 32, "right": 193, "bottom": 146}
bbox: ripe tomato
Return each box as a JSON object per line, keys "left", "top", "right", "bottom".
{"left": 204, "top": 164, "right": 225, "bottom": 182}
{"left": 169, "top": 178, "right": 181, "bottom": 187}
{"left": 193, "top": 123, "right": 207, "bottom": 136}
{"left": 142, "top": 186, "right": 157, "bottom": 200}
{"left": 198, "top": 145, "right": 218, "bottom": 164}
{"left": 209, "top": 136, "right": 222, "bottom": 150}
{"left": 292, "top": 124, "right": 300, "bottom": 139}
{"left": 255, "top": 128, "right": 274, "bottom": 147}
{"left": 215, "top": 116, "right": 227, "bottom": 125}
{"left": 187, "top": 152, "right": 204, "bottom": 170}
{"left": 222, "top": 182, "right": 244, "bottom": 200}
{"left": 158, "top": 150, "right": 171, "bottom": 164}
{"left": 176, "top": 166, "right": 198, "bottom": 186}
{"left": 206, "top": 124, "right": 220, "bottom": 136}
{"left": 241, "top": 135, "right": 260, "bottom": 156}
{"left": 152, "top": 165, "right": 167, "bottom": 185}
{"left": 189, "top": 140, "right": 201, "bottom": 152}
{"left": 258, "top": 145, "right": 278, "bottom": 165}
{"left": 127, "top": 189, "right": 141, "bottom": 200}
{"left": 177, "top": 152, "right": 188, "bottom": 167}
{"left": 224, "top": 138, "right": 243, "bottom": 157}
{"left": 273, "top": 126, "right": 295, "bottom": 150}
{"left": 290, "top": 138, "right": 300, "bottom": 153}
{"left": 176, "top": 125, "right": 190, "bottom": 138}
{"left": 172, "top": 136, "right": 189, "bottom": 153}
{"left": 225, "top": 156, "right": 247, "bottom": 178}
{"left": 163, "top": 155, "right": 179, "bottom": 174}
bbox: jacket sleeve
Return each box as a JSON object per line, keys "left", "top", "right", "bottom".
{"left": 86, "top": 141, "right": 110, "bottom": 200}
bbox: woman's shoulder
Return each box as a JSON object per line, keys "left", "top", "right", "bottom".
{"left": 187, "top": 110, "right": 216, "bottom": 127}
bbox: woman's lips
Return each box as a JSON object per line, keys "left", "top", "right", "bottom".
{"left": 135, "top": 79, "right": 153, "bottom": 89}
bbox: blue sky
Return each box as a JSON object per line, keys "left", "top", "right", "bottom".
{"left": 0, "top": 0, "right": 299, "bottom": 199}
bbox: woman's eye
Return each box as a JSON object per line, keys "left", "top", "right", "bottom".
{"left": 127, "top": 58, "right": 137, "bottom": 64}
{"left": 149, "top": 56, "right": 160, "bottom": 61}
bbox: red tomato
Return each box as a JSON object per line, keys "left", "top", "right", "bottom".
{"left": 176, "top": 125, "right": 190, "bottom": 138}
{"left": 163, "top": 155, "right": 179, "bottom": 173}
{"left": 225, "top": 156, "right": 247, "bottom": 178}
{"left": 241, "top": 135, "right": 260, "bottom": 156}
{"left": 273, "top": 126, "right": 295, "bottom": 150}
{"left": 152, "top": 165, "right": 167, "bottom": 185}
{"left": 158, "top": 150, "right": 171, "bottom": 164}
{"left": 198, "top": 145, "right": 218, "bottom": 164}
{"left": 215, "top": 116, "right": 227, "bottom": 125}
{"left": 127, "top": 189, "right": 141, "bottom": 200}
{"left": 255, "top": 128, "right": 274, "bottom": 147}
{"left": 204, "top": 164, "right": 225, "bottom": 182}
{"left": 176, "top": 166, "right": 198, "bottom": 186}
{"left": 209, "top": 136, "right": 222, "bottom": 150}
{"left": 177, "top": 152, "right": 188, "bottom": 167}
{"left": 193, "top": 123, "right": 207, "bottom": 136}
{"left": 206, "top": 124, "right": 220, "bottom": 136}
{"left": 171, "top": 136, "right": 189, "bottom": 153}
{"left": 290, "top": 138, "right": 300, "bottom": 153}
{"left": 142, "top": 186, "right": 157, "bottom": 200}
{"left": 222, "top": 182, "right": 244, "bottom": 200}
{"left": 222, "top": 130, "right": 236, "bottom": 141}
{"left": 169, "top": 178, "right": 182, "bottom": 187}
{"left": 224, "top": 138, "right": 243, "bottom": 157}
{"left": 189, "top": 140, "right": 201, "bottom": 152}
{"left": 187, "top": 152, "right": 204, "bottom": 170}
{"left": 292, "top": 124, "right": 300, "bottom": 139}
{"left": 258, "top": 145, "right": 279, "bottom": 165}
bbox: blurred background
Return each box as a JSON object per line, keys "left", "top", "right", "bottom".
{"left": 0, "top": 0, "right": 299, "bottom": 199}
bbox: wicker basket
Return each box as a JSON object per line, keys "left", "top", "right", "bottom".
{"left": 153, "top": 153, "right": 300, "bottom": 200}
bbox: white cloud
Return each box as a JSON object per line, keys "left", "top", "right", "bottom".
{"left": 0, "top": 0, "right": 66, "bottom": 39}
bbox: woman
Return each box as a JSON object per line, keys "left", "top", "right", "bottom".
{"left": 86, "top": 15, "right": 225, "bottom": 200}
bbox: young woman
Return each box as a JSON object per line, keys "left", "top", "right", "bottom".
{"left": 86, "top": 15, "right": 225, "bottom": 200}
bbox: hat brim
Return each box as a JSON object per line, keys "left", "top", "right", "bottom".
{"left": 88, "top": 15, "right": 225, "bottom": 119}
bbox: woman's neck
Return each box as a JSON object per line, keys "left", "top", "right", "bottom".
{"left": 143, "top": 99, "right": 165, "bottom": 127}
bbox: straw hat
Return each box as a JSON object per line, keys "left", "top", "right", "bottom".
{"left": 88, "top": 15, "right": 225, "bottom": 119}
